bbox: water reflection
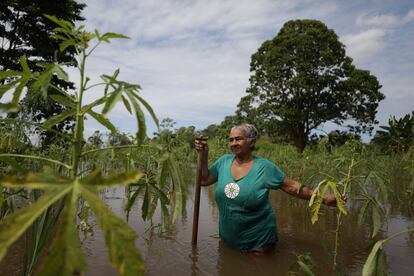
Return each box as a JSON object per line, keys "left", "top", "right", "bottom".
{"left": 75, "top": 184, "right": 413, "bottom": 276}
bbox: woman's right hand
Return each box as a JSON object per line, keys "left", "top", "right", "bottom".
{"left": 194, "top": 136, "right": 209, "bottom": 153}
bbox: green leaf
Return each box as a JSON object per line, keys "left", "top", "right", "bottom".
{"left": 362, "top": 240, "right": 385, "bottom": 276}
{"left": 101, "top": 32, "right": 130, "bottom": 41}
{"left": 11, "top": 77, "right": 29, "bottom": 107}
{"left": 49, "top": 94, "right": 76, "bottom": 108}
{"left": 80, "top": 186, "right": 144, "bottom": 276}
{"left": 326, "top": 180, "right": 347, "bottom": 215}
{"left": 309, "top": 180, "right": 326, "bottom": 224}
{"left": 81, "top": 169, "right": 143, "bottom": 189}
{"left": 102, "top": 88, "right": 122, "bottom": 115}
{"left": 36, "top": 181, "right": 86, "bottom": 275}
{"left": 0, "top": 79, "right": 20, "bottom": 98}
{"left": 126, "top": 91, "right": 146, "bottom": 143}
{"left": 0, "top": 173, "right": 71, "bottom": 190}
{"left": 42, "top": 108, "right": 76, "bottom": 129}
{"left": 141, "top": 185, "right": 150, "bottom": 220}
{"left": 371, "top": 207, "right": 381, "bottom": 238}
{"left": 167, "top": 154, "right": 185, "bottom": 223}
{"left": 19, "top": 55, "right": 30, "bottom": 73}
{"left": 297, "top": 260, "right": 314, "bottom": 276}
{"left": 358, "top": 200, "right": 371, "bottom": 226}
{"left": 87, "top": 110, "right": 117, "bottom": 134}
{"left": 132, "top": 93, "right": 159, "bottom": 129}
{"left": 0, "top": 70, "right": 22, "bottom": 80}
{"left": 122, "top": 95, "right": 132, "bottom": 114}
{"left": 0, "top": 156, "right": 27, "bottom": 173}
{"left": 0, "top": 186, "right": 71, "bottom": 262}
{"left": 43, "top": 14, "right": 74, "bottom": 31}
{"left": 80, "top": 96, "right": 107, "bottom": 114}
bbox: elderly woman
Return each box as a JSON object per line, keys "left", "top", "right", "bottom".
{"left": 195, "top": 124, "right": 337, "bottom": 254}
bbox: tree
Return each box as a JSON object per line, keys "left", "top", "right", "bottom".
{"left": 371, "top": 112, "right": 414, "bottom": 154}
{"left": 237, "top": 19, "right": 385, "bottom": 152}
{"left": 87, "top": 130, "right": 104, "bottom": 148}
{"left": 0, "top": 0, "right": 85, "bottom": 146}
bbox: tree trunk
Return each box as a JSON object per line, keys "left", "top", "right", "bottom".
{"left": 292, "top": 127, "right": 307, "bottom": 153}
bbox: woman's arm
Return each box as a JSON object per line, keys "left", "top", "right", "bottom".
{"left": 281, "top": 177, "right": 337, "bottom": 206}
{"left": 195, "top": 138, "right": 216, "bottom": 186}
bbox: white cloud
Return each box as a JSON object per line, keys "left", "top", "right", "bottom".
{"left": 340, "top": 29, "right": 386, "bottom": 62}
{"left": 68, "top": 0, "right": 414, "bottom": 136}
{"left": 356, "top": 9, "right": 414, "bottom": 28}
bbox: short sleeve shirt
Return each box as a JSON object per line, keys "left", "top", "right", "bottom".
{"left": 209, "top": 154, "right": 285, "bottom": 251}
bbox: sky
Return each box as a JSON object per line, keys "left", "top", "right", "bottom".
{"left": 74, "top": 0, "right": 414, "bottom": 139}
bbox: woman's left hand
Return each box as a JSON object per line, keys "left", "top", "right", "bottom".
{"left": 323, "top": 194, "right": 338, "bottom": 207}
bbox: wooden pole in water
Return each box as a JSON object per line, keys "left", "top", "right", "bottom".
{"left": 192, "top": 136, "right": 206, "bottom": 245}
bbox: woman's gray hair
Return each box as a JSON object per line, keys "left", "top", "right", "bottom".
{"left": 231, "top": 124, "right": 258, "bottom": 142}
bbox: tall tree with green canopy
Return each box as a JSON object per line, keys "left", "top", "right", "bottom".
{"left": 0, "top": 0, "right": 85, "bottom": 146}
{"left": 237, "top": 19, "right": 385, "bottom": 152}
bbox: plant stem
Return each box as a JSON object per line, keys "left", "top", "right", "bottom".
{"left": 333, "top": 155, "right": 356, "bottom": 269}
{"left": 71, "top": 50, "right": 87, "bottom": 177}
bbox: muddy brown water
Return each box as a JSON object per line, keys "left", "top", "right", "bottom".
{"left": 80, "top": 186, "right": 413, "bottom": 276}
{"left": 1, "top": 185, "right": 413, "bottom": 275}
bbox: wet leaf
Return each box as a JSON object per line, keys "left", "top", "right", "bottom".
{"left": 141, "top": 184, "right": 150, "bottom": 220}
{"left": 80, "top": 186, "right": 144, "bottom": 276}
{"left": 362, "top": 240, "right": 385, "bottom": 276}
{"left": 358, "top": 200, "right": 371, "bottom": 226}
{"left": 298, "top": 260, "right": 314, "bottom": 276}
{"left": 0, "top": 186, "right": 71, "bottom": 262}
{"left": 371, "top": 207, "right": 381, "bottom": 238}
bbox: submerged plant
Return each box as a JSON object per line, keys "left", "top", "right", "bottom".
{"left": 0, "top": 15, "right": 160, "bottom": 275}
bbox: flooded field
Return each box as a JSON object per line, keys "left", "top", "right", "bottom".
{"left": 82, "top": 185, "right": 414, "bottom": 276}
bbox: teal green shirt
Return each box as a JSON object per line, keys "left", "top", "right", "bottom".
{"left": 209, "top": 154, "right": 285, "bottom": 251}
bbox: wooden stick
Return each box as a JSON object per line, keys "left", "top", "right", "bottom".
{"left": 192, "top": 137, "right": 206, "bottom": 245}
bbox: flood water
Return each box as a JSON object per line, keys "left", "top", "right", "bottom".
{"left": 82, "top": 185, "right": 414, "bottom": 276}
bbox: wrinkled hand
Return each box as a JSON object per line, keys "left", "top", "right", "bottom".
{"left": 323, "top": 194, "right": 347, "bottom": 207}
{"left": 194, "top": 136, "right": 209, "bottom": 153}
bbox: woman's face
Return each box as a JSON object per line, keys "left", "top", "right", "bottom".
{"left": 228, "top": 128, "right": 254, "bottom": 155}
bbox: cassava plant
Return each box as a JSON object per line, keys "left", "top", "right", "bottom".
{"left": 0, "top": 14, "right": 160, "bottom": 275}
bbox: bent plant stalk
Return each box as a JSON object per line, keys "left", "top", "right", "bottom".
{"left": 333, "top": 155, "right": 355, "bottom": 269}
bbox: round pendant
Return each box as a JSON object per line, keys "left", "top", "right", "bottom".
{"left": 224, "top": 182, "right": 240, "bottom": 199}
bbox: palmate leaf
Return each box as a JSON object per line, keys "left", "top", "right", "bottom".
{"left": 36, "top": 181, "right": 86, "bottom": 276}
{"left": 0, "top": 186, "right": 71, "bottom": 262}
{"left": 80, "top": 186, "right": 144, "bottom": 276}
